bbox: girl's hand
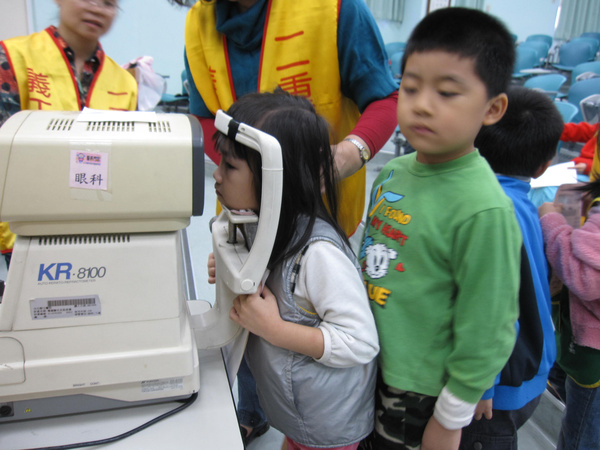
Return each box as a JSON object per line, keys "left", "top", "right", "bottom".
{"left": 539, "top": 202, "right": 562, "bottom": 218}
{"left": 230, "top": 285, "right": 283, "bottom": 342}
{"left": 230, "top": 285, "right": 325, "bottom": 359}
{"left": 207, "top": 252, "right": 216, "bottom": 284}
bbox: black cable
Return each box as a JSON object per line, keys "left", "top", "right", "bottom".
{"left": 19, "top": 393, "right": 198, "bottom": 450}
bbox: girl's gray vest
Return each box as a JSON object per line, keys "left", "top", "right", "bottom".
{"left": 245, "top": 217, "right": 376, "bottom": 447}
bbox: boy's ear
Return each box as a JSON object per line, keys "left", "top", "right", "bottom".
{"left": 482, "top": 93, "right": 508, "bottom": 126}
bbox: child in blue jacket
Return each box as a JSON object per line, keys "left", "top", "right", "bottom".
{"left": 460, "top": 86, "right": 563, "bottom": 448}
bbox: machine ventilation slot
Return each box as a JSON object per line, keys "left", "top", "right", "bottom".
{"left": 148, "top": 121, "right": 172, "bottom": 133}
{"left": 38, "top": 235, "right": 131, "bottom": 246}
{"left": 86, "top": 121, "right": 135, "bottom": 132}
{"left": 46, "top": 118, "right": 75, "bottom": 132}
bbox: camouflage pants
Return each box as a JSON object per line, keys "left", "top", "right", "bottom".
{"left": 359, "top": 373, "right": 437, "bottom": 450}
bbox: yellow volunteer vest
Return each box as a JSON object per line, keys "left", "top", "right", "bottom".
{"left": 2, "top": 28, "right": 137, "bottom": 112}
{"left": 591, "top": 145, "right": 599, "bottom": 182}
{"left": 0, "top": 29, "right": 137, "bottom": 253}
{"left": 185, "top": 0, "right": 365, "bottom": 236}
{"left": 0, "top": 224, "right": 13, "bottom": 255}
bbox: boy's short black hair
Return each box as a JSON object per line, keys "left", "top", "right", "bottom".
{"left": 475, "top": 86, "right": 564, "bottom": 177}
{"left": 402, "top": 7, "right": 515, "bottom": 98}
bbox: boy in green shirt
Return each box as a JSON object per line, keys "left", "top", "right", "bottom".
{"left": 359, "top": 8, "right": 521, "bottom": 450}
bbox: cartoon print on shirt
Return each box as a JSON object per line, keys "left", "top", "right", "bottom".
{"left": 361, "top": 169, "right": 412, "bottom": 307}
{"left": 364, "top": 243, "right": 398, "bottom": 279}
{"left": 360, "top": 170, "right": 404, "bottom": 259}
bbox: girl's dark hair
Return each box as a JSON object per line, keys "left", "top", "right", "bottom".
{"left": 215, "top": 89, "right": 348, "bottom": 268}
{"left": 575, "top": 172, "right": 600, "bottom": 202}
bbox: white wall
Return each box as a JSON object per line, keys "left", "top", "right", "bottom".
{"left": 0, "top": 0, "right": 31, "bottom": 41}
{"left": 483, "top": 0, "right": 560, "bottom": 44}
{"left": 377, "top": 0, "right": 426, "bottom": 44}
{"left": 377, "top": 0, "right": 560, "bottom": 46}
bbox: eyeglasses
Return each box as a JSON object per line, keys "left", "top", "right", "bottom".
{"left": 81, "top": 0, "right": 119, "bottom": 12}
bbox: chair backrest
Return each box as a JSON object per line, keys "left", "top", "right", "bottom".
{"left": 390, "top": 51, "right": 404, "bottom": 80}
{"left": 556, "top": 40, "right": 595, "bottom": 69}
{"left": 181, "top": 69, "right": 190, "bottom": 95}
{"left": 571, "top": 60, "right": 600, "bottom": 85}
{"left": 513, "top": 45, "right": 539, "bottom": 75}
{"left": 385, "top": 42, "right": 406, "bottom": 61}
{"left": 526, "top": 34, "right": 553, "bottom": 47}
{"left": 570, "top": 37, "right": 599, "bottom": 58}
{"left": 524, "top": 73, "right": 567, "bottom": 99}
{"left": 519, "top": 41, "right": 550, "bottom": 66}
{"left": 580, "top": 32, "right": 600, "bottom": 43}
{"left": 567, "top": 77, "right": 600, "bottom": 122}
{"left": 554, "top": 101, "right": 579, "bottom": 123}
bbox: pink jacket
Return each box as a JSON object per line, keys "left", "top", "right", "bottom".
{"left": 540, "top": 205, "right": 600, "bottom": 350}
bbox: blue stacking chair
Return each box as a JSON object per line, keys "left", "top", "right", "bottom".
{"left": 553, "top": 40, "right": 596, "bottom": 72}
{"left": 569, "top": 37, "right": 600, "bottom": 59}
{"left": 554, "top": 101, "right": 579, "bottom": 123}
{"left": 526, "top": 34, "right": 553, "bottom": 48}
{"left": 513, "top": 45, "right": 539, "bottom": 78}
{"left": 567, "top": 77, "right": 600, "bottom": 122}
{"left": 385, "top": 42, "right": 406, "bottom": 77}
{"left": 571, "top": 60, "right": 600, "bottom": 85}
{"left": 159, "top": 69, "right": 189, "bottom": 112}
{"left": 580, "top": 32, "right": 600, "bottom": 43}
{"left": 385, "top": 42, "right": 406, "bottom": 61}
{"left": 390, "top": 51, "right": 404, "bottom": 81}
{"left": 519, "top": 40, "right": 551, "bottom": 67}
{"left": 524, "top": 73, "right": 567, "bottom": 99}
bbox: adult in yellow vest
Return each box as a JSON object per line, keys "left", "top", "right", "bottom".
{"left": 0, "top": 0, "right": 138, "bottom": 268}
{"left": 592, "top": 143, "right": 599, "bottom": 182}
{"left": 175, "top": 0, "right": 398, "bottom": 446}
{"left": 179, "top": 0, "right": 399, "bottom": 238}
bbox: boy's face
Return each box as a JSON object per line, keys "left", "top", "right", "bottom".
{"left": 213, "top": 152, "right": 259, "bottom": 212}
{"left": 397, "top": 51, "right": 507, "bottom": 164}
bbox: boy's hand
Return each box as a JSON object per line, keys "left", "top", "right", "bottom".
{"left": 207, "top": 252, "right": 216, "bottom": 284}
{"left": 421, "top": 416, "right": 461, "bottom": 450}
{"left": 230, "top": 285, "right": 283, "bottom": 341}
{"left": 539, "top": 202, "right": 562, "bottom": 218}
{"left": 473, "top": 399, "right": 493, "bottom": 420}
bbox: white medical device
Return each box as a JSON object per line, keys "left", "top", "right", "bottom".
{"left": 0, "top": 109, "right": 282, "bottom": 424}
{"left": 192, "top": 110, "right": 282, "bottom": 351}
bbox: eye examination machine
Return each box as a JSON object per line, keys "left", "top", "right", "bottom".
{"left": 0, "top": 108, "right": 282, "bottom": 440}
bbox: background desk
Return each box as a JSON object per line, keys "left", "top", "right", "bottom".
{"left": 0, "top": 347, "right": 243, "bottom": 450}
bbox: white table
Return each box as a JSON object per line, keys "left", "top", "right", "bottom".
{"left": 520, "top": 68, "right": 555, "bottom": 74}
{"left": 0, "top": 348, "right": 243, "bottom": 450}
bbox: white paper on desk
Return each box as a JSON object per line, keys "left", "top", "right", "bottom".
{"left": 77, "top": 108, "right": 158, "bottom": 123}
{"left": 530, "top": 161, "right": 578, "bottom": 188}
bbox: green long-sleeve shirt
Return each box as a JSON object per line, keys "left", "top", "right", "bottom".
{"left": 360, "top": 150, "right": 521, "bottom": 404}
